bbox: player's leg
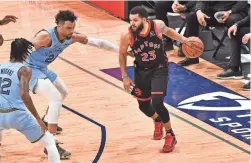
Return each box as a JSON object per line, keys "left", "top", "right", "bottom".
{"left": 133, "top": 67, "right": 163, "bottom": 140}
{"left": 39, "top": 132, "right": 60, "bottom": 163}
{"left": 35, "top": 79, "right": 62, "bottom": 134}
{"left": 42, "top": 76, "right": 68, "bottom": 134}
{"left": 12, "top": 110, "right": 60, "bottom": 163}
{"left": 0, "top": 110, "right": 9, "bottom": 147}
{"left": 151, "top": 66, "right": 177, "bottom": 152}
{"left": 53, "top": 77, "right": 68, "bottom": 100}
{"left": 42, "top": 107, "right": 62, "bottom": 134}
{"left": 42, "top": 69, "right": 66, "bottom": 134}
{"left": 34, "top": 78, "right": 71, "bottom": 159}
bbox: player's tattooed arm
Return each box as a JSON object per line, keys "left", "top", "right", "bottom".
{"left": 72, "top": 32, "right": 119, "bottom": 52}
{"left": 155, "top": 20, "right": 186, "bottom": 43}
{"left": 19, "top": 66, "right": 41, "bottom": 121}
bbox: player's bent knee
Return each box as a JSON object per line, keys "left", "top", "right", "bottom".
{"left": 138, "top": 100, "right": 155, "bottom": 117}
{"left": 61, "top": 89, "right": 68, "bottom": 100}
{"left": 151, "top": 95, "right": 165, "bottom": 109}
{"left": 35, "top": 79, "right": 63, "bottom": 102}
{"left": 55, "top": 84, "right": 68, "bottom": 100}
{"left": 151, "top": 95, "right": 170, "bottom": 123}
{"left": 53, "top": 77, "right": 68, "bottom": 100}
{"left": 49, "top": 91, "right": 63, "bottom": 103}
{"left": 45, "top": 84, "right": 63, "bottom": 124}
{"left": 47, "top": 101, "right": 62, "bottom": 124}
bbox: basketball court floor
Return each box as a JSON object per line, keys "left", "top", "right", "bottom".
{"left": 0, "top": 1, "right": 250, "bottom": 163}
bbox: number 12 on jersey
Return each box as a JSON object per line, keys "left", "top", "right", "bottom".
{"left": 0, "top": 77, "right": 12, "bottom": 95}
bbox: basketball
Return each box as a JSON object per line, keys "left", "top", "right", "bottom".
{"left": 182, "top": 37, "right": 204, "bottom": 58}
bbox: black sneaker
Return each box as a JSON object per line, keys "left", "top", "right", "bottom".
{"left": 44, "top": 142, "right": 71, "bottom": 160}
{"left": 42, "top": 117, "right": 63, "bottom": 134}
{"left": 217, "top": 69, "right": 243, "bottom": 80}
{"left": 241, "top": 82, "right": 250, "bottom": 91}
{"left": 178, "top": 57, "right": 199, "bottom": 66}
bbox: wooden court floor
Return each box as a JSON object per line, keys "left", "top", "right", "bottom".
{"left": 0, "top": 1, "right": 250, "bottom": 163}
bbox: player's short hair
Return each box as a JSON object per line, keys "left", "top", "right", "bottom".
{"left": 130, "top": 6, "right": 148, "bottom": 18}
{"left": 55, "top": 10, "right": 77, "bottom": 24}
{"left": 10, "top": 38, "right": 33, "bottom": 61}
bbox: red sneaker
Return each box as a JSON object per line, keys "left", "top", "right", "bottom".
{"left": 163, "top": 133, "right": 177, "bottom": 153}
{"left": 153, "top": 122, "right": 163, "bottom": 140}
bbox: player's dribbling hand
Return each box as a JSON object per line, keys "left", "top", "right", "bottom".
{"left": 123, "top": 76, "right": 134, "bottom": 92}
{"left": 37, "top": 119, "right": 47, "bottom": 134}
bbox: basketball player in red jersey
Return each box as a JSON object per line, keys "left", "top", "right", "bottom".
{"left": 119, "top": 6, "right": 187, "bottom": 152}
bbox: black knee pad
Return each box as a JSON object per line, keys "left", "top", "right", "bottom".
{"left": 138, "top": 100, "right": 155, "bottom": 117}
{"left": 152, "top": 95, "right": 170, "bottom": 123}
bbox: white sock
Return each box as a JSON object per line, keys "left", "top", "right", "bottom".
{"left": 39, "top": 132, "right": 60, "bottom": 163}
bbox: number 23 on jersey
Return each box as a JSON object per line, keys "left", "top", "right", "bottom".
{"left": 141, "top": 50, "right": 156, "bottom": 61}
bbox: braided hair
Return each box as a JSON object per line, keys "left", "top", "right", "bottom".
{"left": 10, "top": 38, "right": 33, "bottom": 61}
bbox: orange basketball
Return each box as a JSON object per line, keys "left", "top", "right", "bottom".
{"left": 182, "top": 37, "right": 204, "bottom": 58}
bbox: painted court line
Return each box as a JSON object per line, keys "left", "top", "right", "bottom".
{"left": 62, "top": 104, "right": 106, "bottom": 163}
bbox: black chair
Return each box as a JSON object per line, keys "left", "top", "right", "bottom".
{"left": 177, "top": 13, "right": 188, "bottom": 34}
{"left": 211, "top": 27, "right": 228, "bottom": 58}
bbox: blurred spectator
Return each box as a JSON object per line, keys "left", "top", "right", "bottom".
{"left": 217, "top": 11, "right": 250, "bottom": 81}
{"left": 177, "top": 1, "right": 249, "bottom": 66}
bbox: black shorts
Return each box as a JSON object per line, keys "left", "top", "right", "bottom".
{"left": 132, "top": 65, "right": 169, "bottom": 101}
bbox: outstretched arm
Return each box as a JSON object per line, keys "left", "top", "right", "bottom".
{"left": 72, "top": 32, "right": 119, "bottom": 53}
